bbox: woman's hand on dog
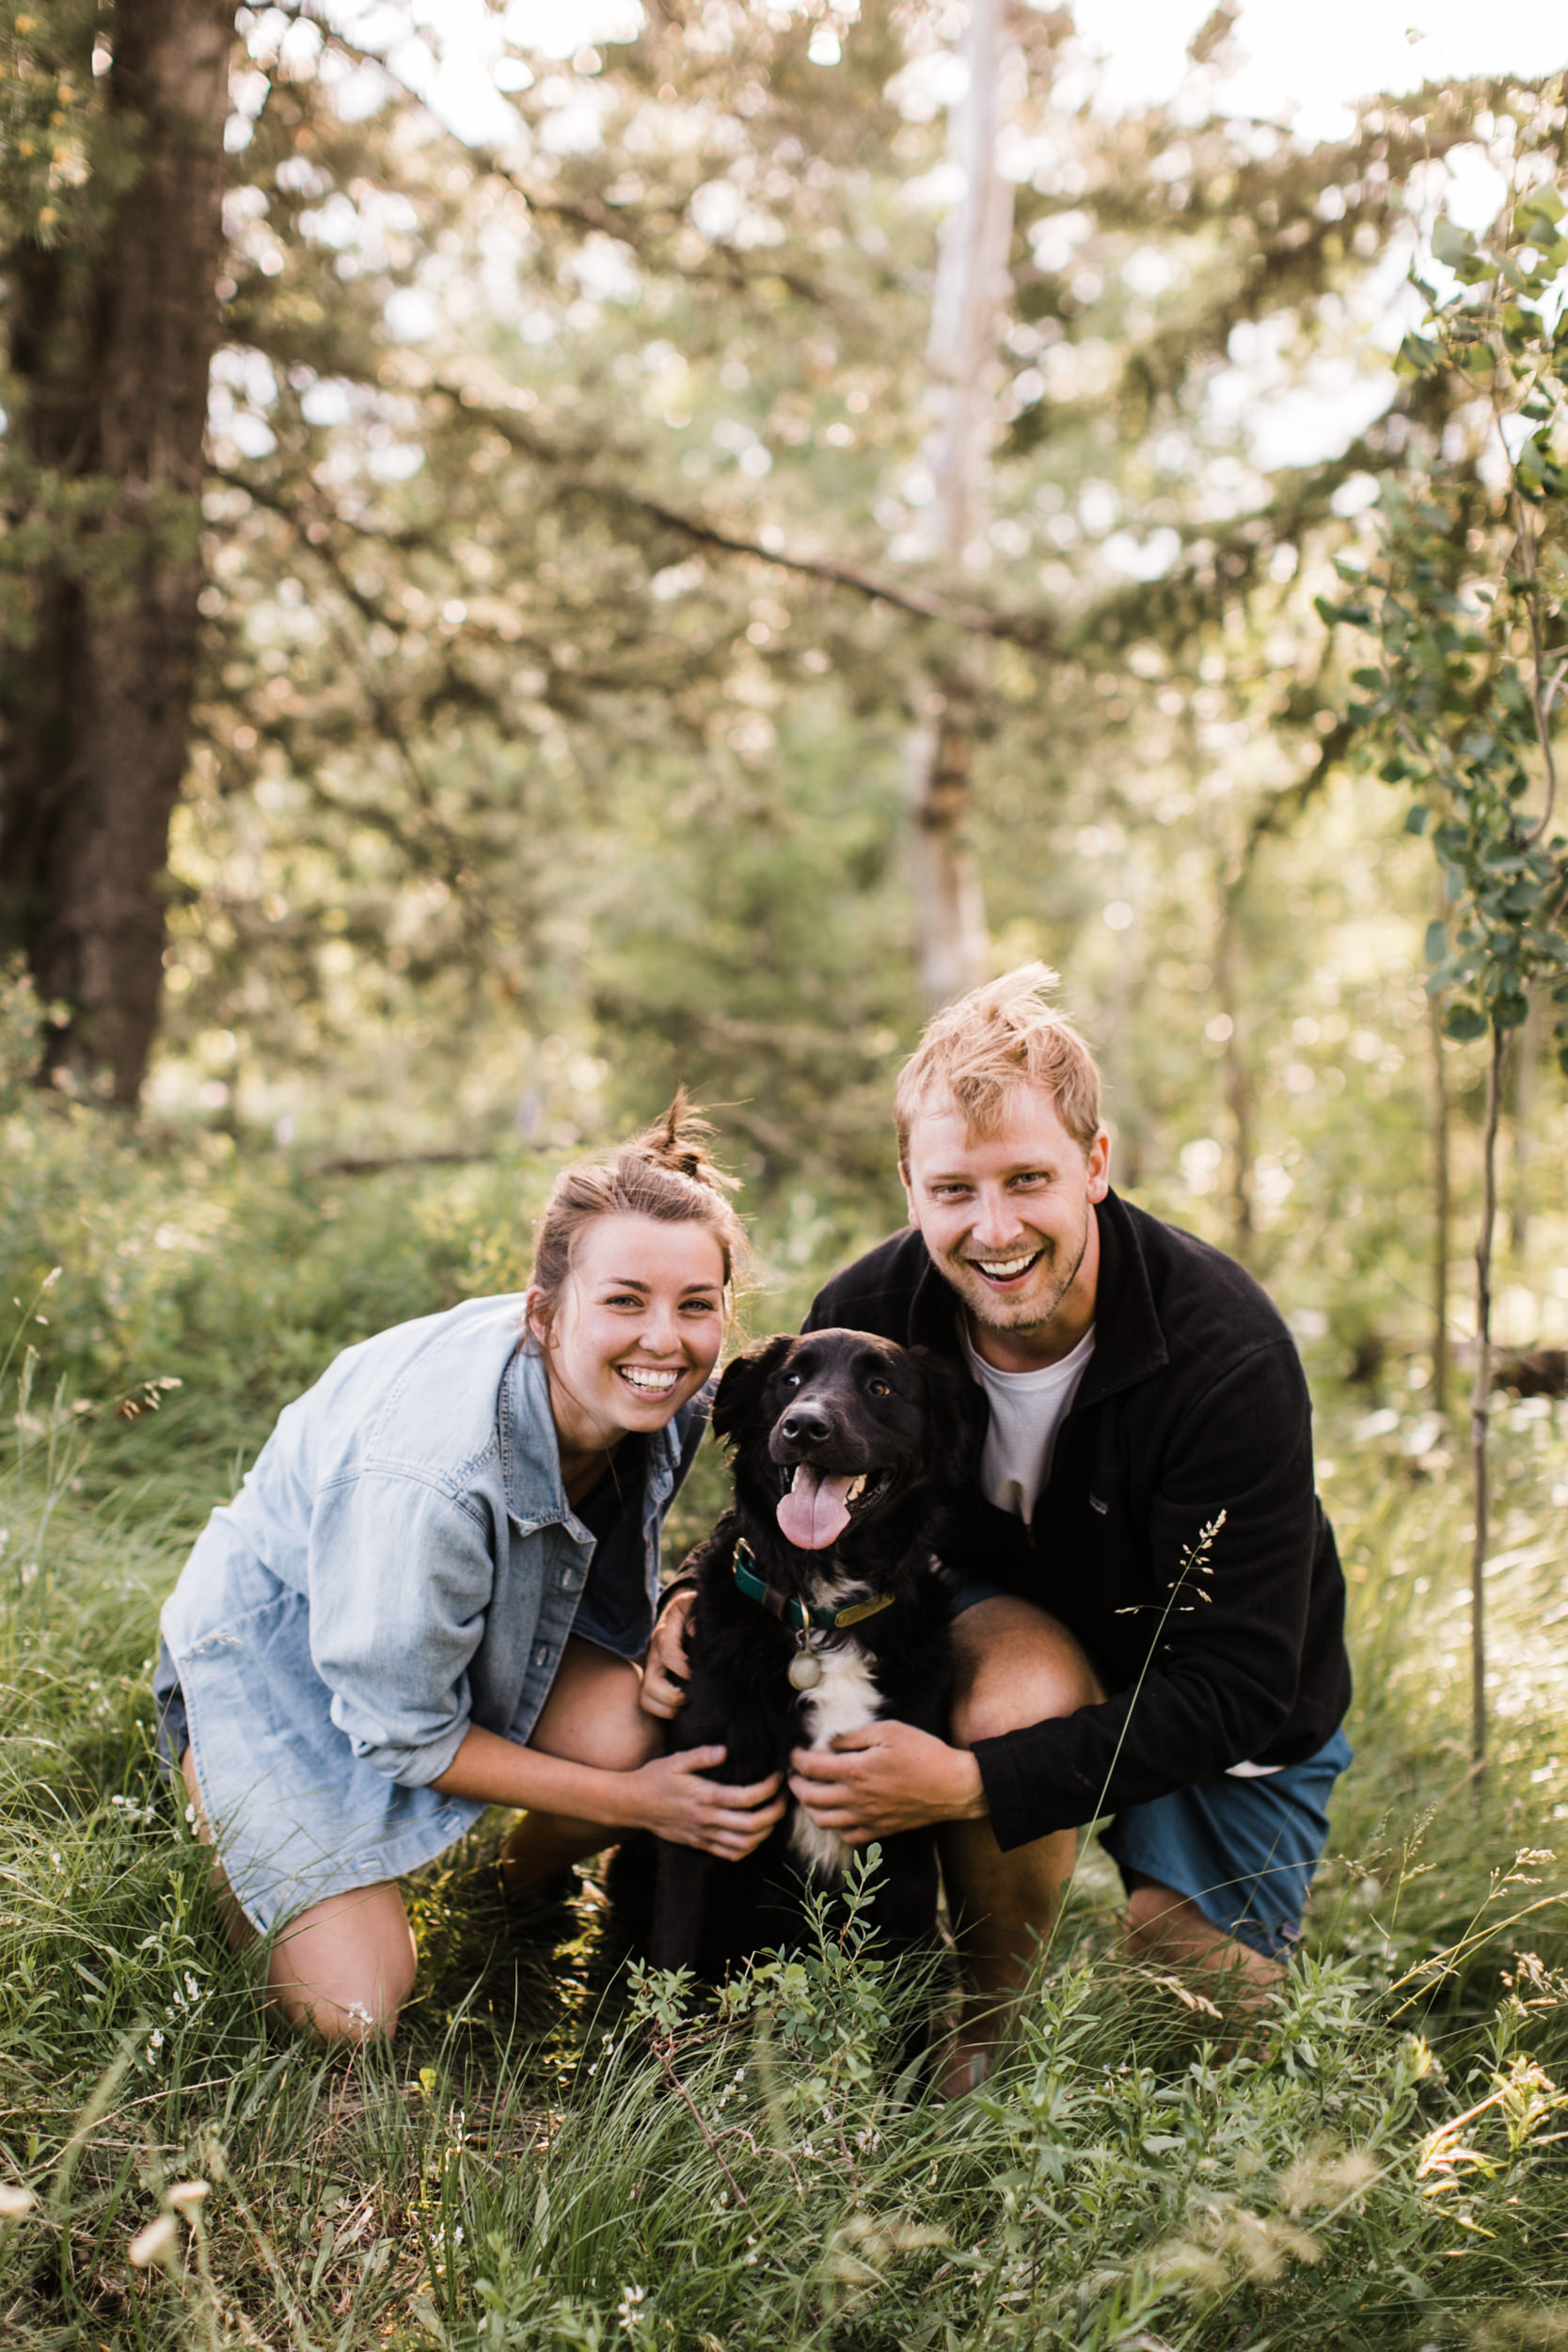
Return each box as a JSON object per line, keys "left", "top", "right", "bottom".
{"left": 632, "top": 1746, "right": 787, "bottom": 1858}
{"left": 640, "top": 1589, "right": 695, "bottom": 1720}
{"left": 788, "top": 1720, "right": 987, "bottom": 1841}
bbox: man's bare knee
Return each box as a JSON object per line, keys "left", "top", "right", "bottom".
{"left": 949, "top": 1598, "right": 1102, "bottom": 1748}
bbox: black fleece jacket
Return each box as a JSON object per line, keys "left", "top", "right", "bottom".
{"left": 803, "top": 1190, "right": 1351, "bottom": 1851}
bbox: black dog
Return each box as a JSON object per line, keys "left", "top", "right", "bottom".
{"left": 644, "top": 1327, "right": 977, "bottom": 1979}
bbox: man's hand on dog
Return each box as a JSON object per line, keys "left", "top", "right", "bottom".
{"left": 640, "top": 1588, "right": 695, "bottom": 1720}
{"left": 788, "top": 1720, "right": 987, "bottom": 1841}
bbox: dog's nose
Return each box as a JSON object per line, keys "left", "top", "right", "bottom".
{"left": 780, "top": 1400, "right": 833, "bottom": 1446}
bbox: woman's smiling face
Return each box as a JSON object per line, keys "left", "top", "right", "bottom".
{"left": 535, "top": 1211, "right": 726, "bottom": 1457}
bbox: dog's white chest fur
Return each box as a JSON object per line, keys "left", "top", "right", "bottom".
{"left": 787, "top": 1634, "right": 882, "bottom": 1883}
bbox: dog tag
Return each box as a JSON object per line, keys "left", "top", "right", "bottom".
{"left": 788, "top": 1647, "right": 824, "bottom": 1692}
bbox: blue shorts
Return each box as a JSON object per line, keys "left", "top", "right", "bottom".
{"left": 948, "top": 1585, "right": 1350, "bottom": 1959}
{"left": 1099, "top": 1727, "right": 1353, "bottom": 1958}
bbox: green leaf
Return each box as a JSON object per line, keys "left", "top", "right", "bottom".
{"left": 1516, "top": 187, "right": 1566, "bottom": 233}
{"left": 1405, "top": 803, "right": 1430, "bottom": 836}
{"left": 1432, "top": 218, "right": 1476, "bottom": 266}
{"left": 1443, "top": 1003, "right": 1489, "bottom": 1042}
{"left": 1395, "top": 331, "right": 1440, "bottom": 379}
{"left": 1424, "top": 920, "right": 1449, "bottom": 964}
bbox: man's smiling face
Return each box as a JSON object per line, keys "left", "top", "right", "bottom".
{"left": 900, "top": 1083, "right": 1110, "bottom": 1364}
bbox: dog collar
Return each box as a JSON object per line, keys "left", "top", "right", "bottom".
{"left": 731, "top": 1538, "right": 895, "bottom": 1632}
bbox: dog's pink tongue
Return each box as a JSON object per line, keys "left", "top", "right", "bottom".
{"left": 776, "top": 1466, "right": 855, "bottom": 1550}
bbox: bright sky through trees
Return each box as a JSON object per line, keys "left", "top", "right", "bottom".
{"left": 388, "top": 0, "right": 1567, "bottom": 152}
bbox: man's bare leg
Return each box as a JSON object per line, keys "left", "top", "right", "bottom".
{"left": 498, "top": 1636, "right": 662, "bottom": 1896}
{"left": 940, "top": 1597, "right": 1104, "bottom": 2091}
{"left": 1125, "top": 1874, "right": 1284, "bottom": 2017}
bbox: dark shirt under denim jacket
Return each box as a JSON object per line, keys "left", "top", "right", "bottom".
{"left": 805, "top": 1191, "right": 1352, "bottom": 1852}
{"left": 158, "top": 1295, "right": 707, "bottom": 1931}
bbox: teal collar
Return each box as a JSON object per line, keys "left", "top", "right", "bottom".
{"left": 731, "top": 1537, "right": 895, "bottom": 1632}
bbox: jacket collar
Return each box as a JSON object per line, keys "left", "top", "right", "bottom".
{"left": 499, "top": 1340, "right": 689, "bottom": 1534}
{"left": 907, "top": 1186, "right": 1167, "bottom": 1407}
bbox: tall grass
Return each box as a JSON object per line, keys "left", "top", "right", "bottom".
{"left": 1, "top": 1102, "right": 1567, "bottom": 2344}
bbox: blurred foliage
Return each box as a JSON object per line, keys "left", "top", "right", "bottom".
{"left": 1325, "top": 165, "right": 1568, "bottom": 1052}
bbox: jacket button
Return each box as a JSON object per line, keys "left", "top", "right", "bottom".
{"left": 562, "top": 1568, "right": 580, "bottom": 1589}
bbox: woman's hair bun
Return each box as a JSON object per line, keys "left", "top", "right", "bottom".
{"left": 527, "top": 1086, "right": 748, "bottom": 1334}
{"left": 632, "top": 1087, "right": 740, "bottom": 1195}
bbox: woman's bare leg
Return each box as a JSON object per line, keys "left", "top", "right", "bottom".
{"left": 499, "top": 1636, "right": 661, "bottom": 1896}
{"left": 181, "top": 1747, "right": 416, "bottom": 2043}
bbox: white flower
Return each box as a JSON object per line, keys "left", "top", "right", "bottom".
{"left": 128, "top": 2215, "right": 179, "bottom": 2268}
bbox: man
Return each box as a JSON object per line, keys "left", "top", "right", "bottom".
{"left": 645, "top": 964, "right": 1350, "bottom": 2081}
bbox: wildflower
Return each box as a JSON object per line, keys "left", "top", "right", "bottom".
{"left": 0, "top": 2184, "right": 37, "bottom": 2220}
{"left": 146, "top": 2028, "right": 165, "bottom": 2060}
{"left": 128, "top": 2214, "right": 179, "bottom": 2270}
{"left": 615, "top": 2283, "right": 646, "bottom": 2332}
{"left": 166, "top": 2181, "right": 209, "bottom": 2217}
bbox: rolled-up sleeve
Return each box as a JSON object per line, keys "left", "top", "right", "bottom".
{"left": 306, "top": 1470, "right": 497, "bottom": 1788}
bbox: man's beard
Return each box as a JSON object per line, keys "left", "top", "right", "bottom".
{"left": 943, "top": 1208, "right": 1092, "bottom": 1338}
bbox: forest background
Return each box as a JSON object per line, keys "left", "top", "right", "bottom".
{"left": 5, "top": 2, "right": 1568, "bottom": 2347}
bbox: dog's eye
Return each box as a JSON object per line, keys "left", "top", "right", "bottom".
{"left": 867, "top": 1378, "right": 891, "bottom": 1399}
{"left": 783, "top": 1373, "right": 800, "bottom": 1389}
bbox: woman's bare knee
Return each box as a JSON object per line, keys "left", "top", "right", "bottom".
{"left": 267, "top": 1884, "right": 417, "bottom": 2044}
{"left": 529, "top": 1638, "right": 662, "bottom": 1773}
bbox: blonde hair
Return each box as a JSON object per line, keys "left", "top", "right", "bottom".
{"left": 895, "top": 963, "right": 1103, "bottom": 1165}
{"left": 528, "top": 1090, "right": 746, "bottom": 1332}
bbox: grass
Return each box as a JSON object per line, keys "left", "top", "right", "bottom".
{"left": 1, "top": 1116, "right": 1567, "bottom": 2345}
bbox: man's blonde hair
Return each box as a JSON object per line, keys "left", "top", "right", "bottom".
{"left": 895, "top": 963, "right": 1103, "bottom": 1167}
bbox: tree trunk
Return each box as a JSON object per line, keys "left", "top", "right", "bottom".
{"left": 1469, "top": 1024, "right": 1508, "bottom": 1769}
{"left": 0, "top": 0, "right": 235, "bottom": 1104}
{"left": 1507, "top": 983, "right": 1544, "bottom": 1256}
{"left": 1429, "top": 980, "right": 1451, "bottom": 1417}
{"left": 1213, "top": 865, "right": 1254, "bottom": 1260}
{"left": 903, "top": 0, "right": 1013, "bottom": 1008}
{"left": 904, "top": 676, "right": 991, "bottom": 1009}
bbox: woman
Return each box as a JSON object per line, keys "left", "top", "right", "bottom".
{"left": 154, "top": 1104, "right": 785, "bottom": 2042}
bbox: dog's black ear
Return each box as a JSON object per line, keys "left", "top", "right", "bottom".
{"left": 711, "top": 1333, "right": 797, "bottom": 1443}
{"left": 910, "top": 1346, "right": 985, "bottom": 1486}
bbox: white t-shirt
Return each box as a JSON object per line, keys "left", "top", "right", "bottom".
{"left": 961, "top": 1320, "right": 1096, "bottom": 1526}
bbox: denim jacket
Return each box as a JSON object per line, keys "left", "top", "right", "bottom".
{"left": 161, "top": 1289, "right": 709, "bottom": 1797}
